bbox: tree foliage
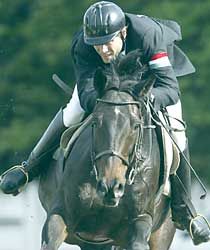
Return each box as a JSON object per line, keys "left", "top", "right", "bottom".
{"left": 0, "top": 0, "right": 210, "bottom": 183}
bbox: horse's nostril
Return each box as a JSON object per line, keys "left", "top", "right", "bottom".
{"left": 97, "top": 180, "right": 108, "bottom": 195}
{"left": 114, "top": 183, "right": 125, "bottom": 197}
{"left": 118, "top": 183, "right": 124, "bottom": 192}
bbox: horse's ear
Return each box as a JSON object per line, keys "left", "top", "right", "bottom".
{"left": 117, "top": 49, "right": 143, "bottom": 76}
{"left": 94, "top": 67, "right": 107, "bottom": 97}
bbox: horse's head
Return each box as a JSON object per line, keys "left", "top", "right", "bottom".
{"left": 92, "top": 50, "right": 155, "bottom": 207}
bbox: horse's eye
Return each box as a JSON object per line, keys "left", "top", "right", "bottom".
{"left": 92, "top": 114, "right": 103, "bottom": 127}
{"left": 91, "top": 121, "right": 97, "bottom": 129}
{"left": 92, "top": 117, "right": 101, "bottom": 127}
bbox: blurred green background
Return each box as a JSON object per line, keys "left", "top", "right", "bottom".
{"left": 0, "top": 0, "right": 210, "bottom": 184}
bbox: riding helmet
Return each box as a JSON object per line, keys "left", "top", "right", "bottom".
{"left": 83, "top": 1, "right": 126, "bottom": 45}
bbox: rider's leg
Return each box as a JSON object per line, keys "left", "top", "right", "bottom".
{"left": 0, "top": 85, "right": 85, "bottom": 195}
{"left": 166, "top": 100, "right": 210, "bottom": 245}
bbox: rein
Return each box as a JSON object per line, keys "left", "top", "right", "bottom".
{"left": 149, "top": 102, "right": 207, "bottom": 199}
{"left": 91, "top": 97, "right": 154, "bottom": 185}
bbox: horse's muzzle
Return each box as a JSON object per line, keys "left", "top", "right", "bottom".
{"left": 97, "top": 179, "right": 125, "bottom": 207}
{"left": 103, "top": 197, "right": 120, "bottom": 207}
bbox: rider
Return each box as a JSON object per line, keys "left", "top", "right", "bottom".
{"left": 1, "top": 1, "right": 210, "bottom": 246}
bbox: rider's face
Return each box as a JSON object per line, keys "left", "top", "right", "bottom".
{"left": 94, "top": 28, "right": 127, "bottom": 64}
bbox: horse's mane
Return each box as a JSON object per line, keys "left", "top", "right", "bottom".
{"left": 101, "top": 49, "right": 148, "bottom": 83}
{"left": 116, "top": 49, "right": 148, "bottom": 77}
{"left": 94, "top": 49, "right": 153, "bottom": 100}
{"left": 93, "top": 49, "right": 154, "bottom": 100}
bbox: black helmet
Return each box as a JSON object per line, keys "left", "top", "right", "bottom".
{"left": 83, "top": 1, "right": 126, "bottom": 45}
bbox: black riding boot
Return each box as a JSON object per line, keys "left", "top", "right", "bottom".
{"left": 171, "top": 144, "right": 210, "bottom": 245}
{"left": 0, "top": 108, "right": 67, "bottom": 195}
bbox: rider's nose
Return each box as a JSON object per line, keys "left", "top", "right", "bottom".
{"left": 101, "top": 44, "right": 109, "bottom": 53}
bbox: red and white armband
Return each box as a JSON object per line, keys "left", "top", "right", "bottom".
{"left": 149, "top": 52, "right": 171, "bottom": 69}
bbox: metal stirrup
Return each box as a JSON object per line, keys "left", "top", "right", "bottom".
{"left": 189, "top": 214, "right": 210, "bottom": 240}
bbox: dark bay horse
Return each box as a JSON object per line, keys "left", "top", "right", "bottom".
{"left": 39, "top": 50, "right": 176, "bottom": 250}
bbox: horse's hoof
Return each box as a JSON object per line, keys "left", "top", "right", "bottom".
{"left": 41, "top": 242, "right": 49, "bottom": 250}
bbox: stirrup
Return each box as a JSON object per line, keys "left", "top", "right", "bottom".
{"left": 189, "top": 214, "right": 210, "bottom": 241}
{"left": 0, "top": 164, "right": 29, "bottom": 193}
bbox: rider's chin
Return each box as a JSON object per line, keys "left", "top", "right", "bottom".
{"left": 102, "top": 56, "right": 112, "bottom": 63}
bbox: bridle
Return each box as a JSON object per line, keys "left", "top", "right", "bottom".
{"left": 91, "top": 97, "right": 153, "bottom": 185}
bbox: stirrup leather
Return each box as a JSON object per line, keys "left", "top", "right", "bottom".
{"left": 189, "top": 214, "right": 210, "bottom": 240}
{"left": 0, "top": 164, "right": 29, "bottom": 193}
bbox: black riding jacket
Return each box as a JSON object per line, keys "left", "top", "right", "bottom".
{"left": 71, "top": 14, "right": 195, "bottom": 112}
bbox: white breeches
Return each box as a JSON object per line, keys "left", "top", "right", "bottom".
{"left": 63, "top": 86, "right": 187, "bottom": 152}
{"left": 158, "top": 100, "right": 187, "bottom": 152}
{"left": 63, "top": 85, "right": 85, "bottom": 127}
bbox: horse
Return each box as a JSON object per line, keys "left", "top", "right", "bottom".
{"left": 38, "top": 50, "right": 176, "bottom": 250}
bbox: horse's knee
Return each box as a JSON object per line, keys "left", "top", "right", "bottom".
{"left": 149, "top": 215, "right": 175, "bottom": 250}
{"left": 41, "top": 214, "right": 68, "bottom": 250}
{"left": 128, "top": 214, "right": 152, "bottom": 250}
{"left": 40, "top": 241, "right": 49, "bottom": 250}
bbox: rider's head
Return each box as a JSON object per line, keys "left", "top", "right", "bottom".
{"left": 83, "top": 1, "right": 127, "bottom": 63}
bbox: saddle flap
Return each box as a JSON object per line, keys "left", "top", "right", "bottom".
{"left": 60, "top": 123, "right": 83, "bottom": 149}
{"left": 158, "top": 111, "right": 180, "bottom": 196}
{"left": 60, "top": 114, "right": 93, "bottom": 158}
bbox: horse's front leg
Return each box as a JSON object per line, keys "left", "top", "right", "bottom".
{"left": 127, "top": 214, "right": 152, "bottom": 250}
{"left": 41, "top": 214, "right": 68, "bottom": 250}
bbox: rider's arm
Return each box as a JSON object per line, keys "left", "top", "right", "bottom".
{"left": 142, "top": 25, "right": 180, "bottom": 111}
{"left": 71, "top": 33, "right": 98, "bottom": 114}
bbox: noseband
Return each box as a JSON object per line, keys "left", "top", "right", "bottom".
{"left": 91, "top": 98, "right": 152, "bottom": 185}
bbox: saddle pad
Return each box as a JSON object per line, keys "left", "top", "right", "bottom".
{"left": 60, "top": 114, "right": 93, "bottom": 158}
{"left": 158, "top": 111, "right": 180, "bottom": 196}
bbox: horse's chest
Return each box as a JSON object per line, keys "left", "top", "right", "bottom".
{"left": 74, "top": 209, "right": 127, "bottom": 244}
{"left": 75, "top": 182, "right": 127, "bottom": 240}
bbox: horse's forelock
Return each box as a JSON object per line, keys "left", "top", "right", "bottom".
{"left": 97, "top": 49, "right": 147, "bottom": 96}
{"left": 104, "top": 63, "right": 120, "bottom": 90}
{"left": 117, "top": 49, "right": 143, "bottom": 76}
